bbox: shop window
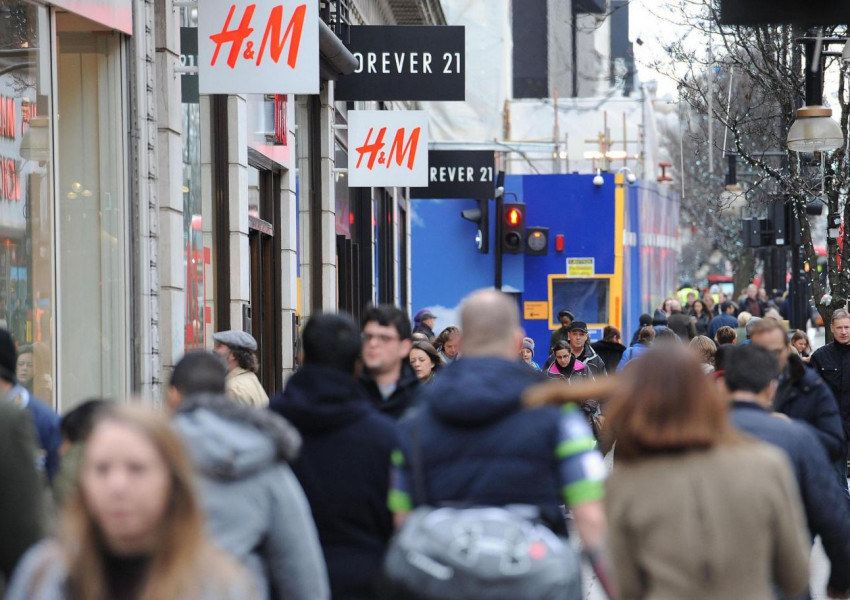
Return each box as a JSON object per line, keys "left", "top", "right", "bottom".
{"left": 0, "top": 1, "right": 55, "bottom": 406}
{"left": 56, "top": 21, "right": 128, "bottom": 409}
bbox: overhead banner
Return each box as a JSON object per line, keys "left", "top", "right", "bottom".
{"left": 198, "top": 0, "right": 319, "bottom": 94}
{"left": 335, "top": 26, "right": 465, "bottom": 101}
{"left": 410, "top": 150, "right": 495, "bottom": 199}
{"left": 348, "top": 111, "right": 429, "bottom": 188}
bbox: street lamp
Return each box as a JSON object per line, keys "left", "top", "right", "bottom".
{"left": 787, "top": 39, "right": 844, "bottom": 152}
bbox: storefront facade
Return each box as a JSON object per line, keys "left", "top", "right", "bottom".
{"left": 0, "top": 0, "right": 140, "bottom": 411}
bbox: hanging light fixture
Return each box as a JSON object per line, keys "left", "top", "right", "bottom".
{"left": 787, "top": 105, "right": 844, "bottom": 152}
{"left": 788, "top": 36, "right": 845, "bottom": 153}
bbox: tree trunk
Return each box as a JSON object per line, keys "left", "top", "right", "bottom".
{"left": 733, "top": 251, "right": 755, "bottom": 303}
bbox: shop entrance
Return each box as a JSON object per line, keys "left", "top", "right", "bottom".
{"left": 247, "top": 158, "right": 282, "bottom": 394}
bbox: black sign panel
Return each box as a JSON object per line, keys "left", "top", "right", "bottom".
{"left": 335, "top": 26, "right": 465, "bottom": 101}
{"left": 410, "top": 151, "right": 495, "bottom": 199}
{"left": 720, "top": 1, "right": 850, "bottom": 25}
{"left": 180, "top": 27, "right": 199, "bottom": 104}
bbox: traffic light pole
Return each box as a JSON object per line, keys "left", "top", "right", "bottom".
{"left": 494, "top": 194, "right": 503, "bottom": 290}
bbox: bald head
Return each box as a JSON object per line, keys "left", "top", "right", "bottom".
{"left": 460, "top": 289, "right": 523, "bottom": 358}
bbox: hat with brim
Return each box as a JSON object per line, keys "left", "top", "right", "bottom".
{"left": 414, "top": 309, "right": 437, "bottom": 322}
{"left": 566, "top": 321, "right": 589, "bottom": 333}
{"left": 212, "top": 329, "right": 258, "bottom": 352}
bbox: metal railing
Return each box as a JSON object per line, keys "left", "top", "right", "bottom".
{"left": 320, "top": 0, "right": 351, "bottom": 43}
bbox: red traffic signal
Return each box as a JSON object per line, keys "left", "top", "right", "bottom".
{"left": 506, "top": 207, "right": 522, "bottom": 227}
{"left": 501, "top": 202, "right": 525, "bottom": 254}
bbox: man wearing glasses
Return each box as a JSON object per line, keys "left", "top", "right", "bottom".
{"left": 360, "top": 305, "right": 420, "bottom": 419}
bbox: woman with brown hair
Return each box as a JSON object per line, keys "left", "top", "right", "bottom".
{"left": 6, "top": 406, "right": 254, "bottom": 600}
{"left": 409, "top": 340, "right": 444, "bottom": 383}
{"left": 434, "top": 325, "right": 461, "bottom": 364}
{"left": 603, "top": 349, "right": 810, "bottom": 599}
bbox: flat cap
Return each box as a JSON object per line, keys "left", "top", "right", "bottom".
{"left": 212, "top": 329, "right": 257, "bottom": 352}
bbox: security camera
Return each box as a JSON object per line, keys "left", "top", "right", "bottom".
{"left": 593, "top": 170, "right": 604, "bottom": 187}
{"left": 494, "top": 186, "right": 505, "bottom": 199}
{"left": 626, "top": 172, "right": 637, "bottom": 185}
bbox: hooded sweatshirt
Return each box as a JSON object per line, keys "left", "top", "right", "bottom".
{"left": 173, "top": 394, "right": 329, "bottom": 600}
{"left": 271, "top": 366, "right": 400, "bottom": 600}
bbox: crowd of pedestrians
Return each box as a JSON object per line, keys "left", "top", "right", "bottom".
{"left": 1, "top": 282, "right": 850, "bottom": 599}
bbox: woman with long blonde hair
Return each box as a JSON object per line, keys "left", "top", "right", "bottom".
{"left": 6, "top": 406, "right": 253, "bottom": 600}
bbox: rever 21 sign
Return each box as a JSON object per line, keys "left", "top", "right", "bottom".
{"left": 410, "top": 151, "right": 495, "bottom": 199}
{"left": 198, "top": 0, "right": 319, "bottom": 94}
{"left": 348, "top": 111, "right": 429, "bottom": 188}
{"left": 335, "top": 26, "right": 465, "bottom": 101}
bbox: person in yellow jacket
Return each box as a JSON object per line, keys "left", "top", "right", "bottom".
{"left": 212, "top": 330, "right": 269, "bottom": 408}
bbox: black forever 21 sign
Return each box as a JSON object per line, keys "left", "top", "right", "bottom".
{"left": 410, "top": 151, "right": 495, "bottom": 200}
{"left": 335, "top": 26, "right": 465, "bottom": 102}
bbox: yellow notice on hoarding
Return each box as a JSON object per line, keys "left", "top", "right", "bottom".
{"left": 566, "top": 257, "right": 595, "bottom": 278}
{"left": 524, "top": 301, "right": 549, "bottom": 320}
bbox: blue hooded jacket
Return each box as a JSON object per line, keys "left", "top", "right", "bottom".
{"left": 399, "top": 357, "right": 600, "bottom": 532}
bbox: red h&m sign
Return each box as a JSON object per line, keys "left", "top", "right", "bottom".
{"left": 198, "top": 1, "right": 319, "bottom": 94}
{"left": 348, "top": 110, "right": 429, "bottom": 188}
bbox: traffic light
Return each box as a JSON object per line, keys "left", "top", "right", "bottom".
{"left": 501, "top": 202, "right": 525, "bottom": 254}
{"left": 526, "top": 227, "right": 549, "bottom": 256}
{"left": 460, "top": 199, "right": 489, "bottom": 254}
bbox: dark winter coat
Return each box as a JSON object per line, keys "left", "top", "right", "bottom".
{"left": 738, "top": 296, "right": 767, "bottom": 318}
{"left": 591, "top": 340, "right": 627, "bottom": 371}
{"left": 359, "top": 361, "right": 420, "bottom": 420}
{"left": 667, "top": 312, "right": 696, "bottom": 341}
{"left": 271, "top": 365, "right": 400, "bottom": 600}
{"left": 707, "top": 313, "right": 738, "bottom": 340}
{"left": 810, "top": 341, "right": 850, "bottom": 442}
{"left": 412, "top": 324, "right": 435, "bottom": 340}
{"left": 0, "top": 401, "right": 45, "bottom": 591}
{"left": 731, "top": 401, "right": 850, "bottom": 595}
{"left": 692, "top": 311, "right": 711, "bottom": 336}
{"left": 774, "top": 354, "right": 845, "bottom": 463}
{"left": 577, "top": 344, "right": 607, "bottom": 376}
{"left": 400, "top": 357, "right": 572, "bottom": 530}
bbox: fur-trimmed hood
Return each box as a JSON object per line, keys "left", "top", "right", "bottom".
{"left": 174, "top": 393, "right": 301, "bottom": 480}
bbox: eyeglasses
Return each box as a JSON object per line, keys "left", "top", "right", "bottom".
{"left": 362, "top": 332, "right": 400, "bottom": 344}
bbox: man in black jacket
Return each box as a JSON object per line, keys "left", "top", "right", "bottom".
{"left": 726, "top": 345, "right": 850, "bottom": 599}
{"left": 749, "top": 319, "right": 845, "bottom": 468}
{"left": 359, "top": 304, "right": 419, "bottom": 419}
{"left": 272, "top": 314, "right": 400, "bottom": 599}
{"left": 811, "top": 308, "right": 850, "bottom": 468}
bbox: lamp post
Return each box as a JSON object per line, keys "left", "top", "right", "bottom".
{"left": 787, "top": 38, "right": 844, "bottom": 152}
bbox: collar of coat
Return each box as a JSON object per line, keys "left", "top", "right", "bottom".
{"left": 177, "top": 392, "right": 301, "bottom": 462}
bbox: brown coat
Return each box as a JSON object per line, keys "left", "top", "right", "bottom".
{"left": 605, "top": 442, "right": 809, "bottom": 600}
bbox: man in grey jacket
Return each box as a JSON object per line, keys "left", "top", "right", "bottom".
{"left": 167, "top": 351, "right": 329, "bottom": 600}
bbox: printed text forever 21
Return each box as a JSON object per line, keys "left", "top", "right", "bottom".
{"left": 352, "top": 52, "right": 462, "bottom": 75}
